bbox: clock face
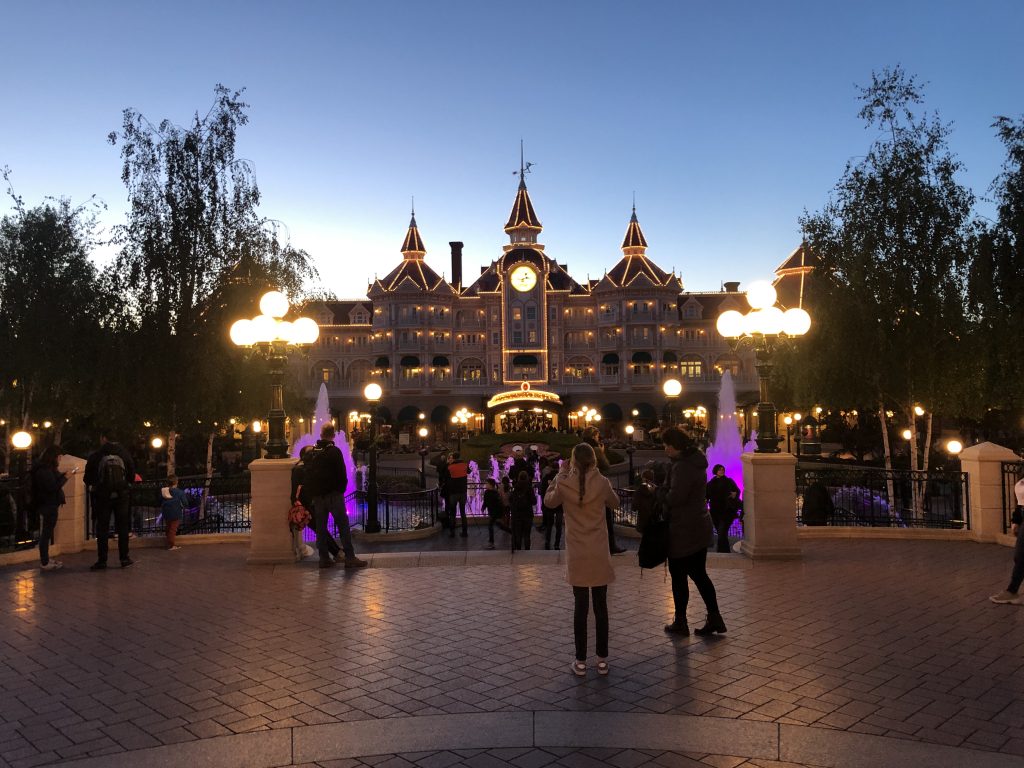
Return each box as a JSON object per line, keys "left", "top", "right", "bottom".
{"left": 510, "top": 265, "right": 537, "bottom": 292}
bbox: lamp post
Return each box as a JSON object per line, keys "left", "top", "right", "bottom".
{"left": 11, "top": 430, "right": 33, "bottom": 544}
{"left": 783, "top": 415, "right": 793, "bottom": 453}
{"left": 418, "top": 426, "right": 429, "bottom": 488}
{"left": 662, "top": 378, "right": 682, "bottom": 426}
{"left": 792, "top": 412, "right": 803, "bottom": 457}
{"left": 230, "top": 291, "right": 319, "bottom": 459}
{"left": 626, "top": 444, "right": 636, "bottom": 486}
{"left": 716, "top": 280, "right": 811, "bottom": 453}
{"left": 364, "top": 382, "right": 383, "bottom": 533}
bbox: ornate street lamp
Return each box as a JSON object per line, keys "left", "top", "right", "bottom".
{"left": 716, "top": 281, "right": 811, "bottom": 453}
{"left": 11, "top": 430, "right": 33, "bottom": 543}
{"left": 418, "top": 426, "right": 430, "bottom": 489}
{"left": 364, "top": 382, "right": 383, "bottom": 533}
{"left": 230, "top": 291, "right": 319, "bottom": 459}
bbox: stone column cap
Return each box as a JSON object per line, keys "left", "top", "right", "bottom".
{"left": 959, "top": 442, "right": 1019, "bottom": 461}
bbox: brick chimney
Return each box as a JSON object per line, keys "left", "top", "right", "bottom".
{"left": 723, "top": 281, "right": 740, "bottom": 293}
{"left": 449, "top": 241, "right": 464, "bottom": 289}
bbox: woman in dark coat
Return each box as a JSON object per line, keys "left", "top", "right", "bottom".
{"left": 509, "top": 471, "right": 536, "bottom": 551}
{"left": 661, "top": 427, "right": 725, "bottom": 636}
{"left": 32, "top": 445, "right": 70, "bottom": 571}
{"left": 706, "top": 464, "right": 740, "bottom": 553}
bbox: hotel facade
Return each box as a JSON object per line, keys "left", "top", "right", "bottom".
{"left": 298, "top": 176, "right": 810, "bottom": 435}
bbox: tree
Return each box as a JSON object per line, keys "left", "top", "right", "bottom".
{"left": 967, "top": 115, "right": 1024, "bottom": 415}
{"left": 796, "top": 67, "right": 974, "bottom": 474}
{"left": 0, "top": 169, "right": 108, "bottom": 464}
{"left": 106, "top": 85, "right": 317, "bottom": 473}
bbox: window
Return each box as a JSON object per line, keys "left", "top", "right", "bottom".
{"left": 512, "top": 331, "right": 523, "bottom": 345}
{"left": 601, "top": 361, "right": 619, "bottom": 377}
{"left": 528, "top": 330, "right": 537, "bottom": 344}
{"left": 458, "top": 359, "right": 484, "bottom": 383}
{"left": 631, "top": 327, "right": 652, "bottom": 344}
{"left": 401, "top": 366, "right": 420, "bottom": 381}
{"left": 683, "top": 305, "right": 698, "bottom": 319}
{"left": 433, "top": 331, "right": 447, "bottom": 344}
{"left": 512, "top": 307, "right": 523, "bottom": 321}
{"left": 525, "top": 306, "right": 537, "bottom": 320}
{"left": 681, "top": 358, "right": 703, "bottom": 379}
{"left": 492, "top": 332, "right": 500, "bottom": 345}
{"left": 566, "top": 358, "right": 592, "bottom": 381}
{"left": 321, "top": 368, "right": 332, "bottom": 383}
{"left": 684, "top": 328, "right": 698, "bottom": 342}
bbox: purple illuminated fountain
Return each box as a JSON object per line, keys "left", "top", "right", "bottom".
{"left": 292, "top": 383, "right": 357, "bottom": 517}
{"left": 705, "top": 371, "right": 753, "bottom": 497}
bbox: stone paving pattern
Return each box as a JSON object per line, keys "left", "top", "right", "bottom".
{"left": 1, "top": 537, "right": 1023, "bottom": 767}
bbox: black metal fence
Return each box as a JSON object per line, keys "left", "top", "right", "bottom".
{"left": 1001, "top": 461, "right": 1022, "bottom": 534}
{"left": 796, "top": 463, "right": 969, "bottom": 529}
{"left": 87, "top": 473, "right": 252, "bottom": 539}
{"left": 0, "top": 475, "right": 37, "bottom": 553}
{"left": 614, "top": 488, "right": 637, "bottom": 527}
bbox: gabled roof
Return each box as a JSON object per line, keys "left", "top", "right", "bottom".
{"left": 774, "top": 242, "right": 820, "bottom": 274}
{"left": 378, "top": 258, "right": 446, "bottom": 292}
{"left": 314, "top": 300, "right": 378, "bottom": 326}
{"left": 773, "top": 243, "right": 819, "bottom": 309}
{"left": 504, "top": 178, "right": 542, "bottom": 232}
{"left": 603, "top": 254, "right": 679, "bottom": 290}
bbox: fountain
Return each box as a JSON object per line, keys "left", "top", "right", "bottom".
{"left": 468, "top": 460, "right": 483, "bottom": 514}
{"left": 489, "top": 456, "right": 501, "bottom": 483}
{"left": 706, "top": 371, "right": 753, "bottom": 496}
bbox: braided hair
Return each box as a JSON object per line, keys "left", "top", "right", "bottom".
{"left": 572, "top": 442, "right": 597, "bottom": 504}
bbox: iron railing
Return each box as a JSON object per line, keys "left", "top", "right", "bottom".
{"left": 614, "top": 488, "right": 636, "bottom": 527}
{"left": 87, "top": 473, "right": 252, "bottom": 539}
{"left": 1001, "top": 461, "right": 1022, "bottom": 534}
{"left": 0, "top": 475, "right": 36, "bottom": 553}
{"left": 796, "top": 463, "right": 969, "bottom": 529}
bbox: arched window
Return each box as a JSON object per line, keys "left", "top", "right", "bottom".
{"left": 713, "top": 354, "right": 741, "bottom": 378}
{"left": 346, "top": 359, "right": 372, "bottom": 386}
{"left": 680, "top": 354, "right": 704, "bottom": 380}
{"left": 631, "top": 351, "right": 653, "bottom": 377}
{"left": 312, "top": 360, "right": 340, "bottom": 387}
{"left": 566, "top": 356, "right": 593, "bottom": 382}
{"left": 601, "top": 353, "right": 619, "bottom": 377}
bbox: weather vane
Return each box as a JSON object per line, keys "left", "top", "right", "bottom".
{"left": 513, "top": 139, "right": 534, "bottom": 181}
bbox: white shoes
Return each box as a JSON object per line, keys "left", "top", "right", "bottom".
{"left": 40, "top": 561, "right": 63, "bottom": 571}
{"left": 989, "top": 590, "right": 1022, "bottom": 605}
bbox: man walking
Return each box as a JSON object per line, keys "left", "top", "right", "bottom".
{"left": 84, "top": 431, "right": 136, "bottom": 570}
{"left": 446, "top": 453, "right": 469, "bottom": 538}
{"left": 990, "top": 477, "right": 1024, "bottom": 605}
{"left": 306, "top": 424, "right": 366, "bottom": 569}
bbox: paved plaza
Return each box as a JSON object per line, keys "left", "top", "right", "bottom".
{"left": 2, "top": 537, "right": 1023, "bottom": 768}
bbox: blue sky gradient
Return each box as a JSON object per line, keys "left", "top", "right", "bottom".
{"left": 3, "top": 1, "right": 1022, "bottom": 297}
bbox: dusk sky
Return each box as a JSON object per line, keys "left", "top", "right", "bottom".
{"left": 3, "top": 1, "right": 1022, "bottom": 298}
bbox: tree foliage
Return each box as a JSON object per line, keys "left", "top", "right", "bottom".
{"left": 794, "top": 67, "right": 974, "bottom": 424}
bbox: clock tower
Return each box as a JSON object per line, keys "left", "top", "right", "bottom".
{"left": 500, "top": 162, "right": 549, "bottom": 385}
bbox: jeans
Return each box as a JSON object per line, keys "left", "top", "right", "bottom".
{"left": 447, "top": 494, "right": 467, "bottom": 534}
{"left": 1009, "top": 524, "right": 1024, "bottom": 593}
{"left": 544, "top": 508, "right": 564, "bottom": 549}
{"left": 573, "top": 585, "right": 608, "bottom": 661}
{"left": 668, "top": 548, "right": 720, "bottom": 619}
{"left": 512, "top": 515, "right": 532, "bottom": 550}
{"left": 94, "top": 493, "right": 131, "bottom": 564}
{"left": 710, "top": 509, "right": 734, "bottom": 553}
{"left": 38, "top": 505, "right": 58, "bottom": 565}
{"left": 313, "top": 492, "right": 354, "bottom": 561}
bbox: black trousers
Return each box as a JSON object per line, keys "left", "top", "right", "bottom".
{"left": 94, "top": 494, "right": 131, "bottom": 564}
{"left": 1009, "top": 523, "right": 1024, "bottom": 593}
{"left": 710, "top": 509, "right": 734, "bottom": 553}
{"left": 668, "top": 548, "right": 720, "bottom": 619}
{"left": 512, "top": 514, "right": 532, "bottom": 550}
{"left": 605, "top": 507, "right": 620, "bottom": 552}
{"left": 38, "top": 505, "right": 59, "bottom": 565}
{"left": 544, "top": 508, "right": 564, "bottom": 549}
{"left": 573, "top": 585, "right": 609, "bottom": 661}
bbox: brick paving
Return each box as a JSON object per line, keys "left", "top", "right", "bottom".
{"left": 1, "top": 538, "right": 1022, "bottom": 767}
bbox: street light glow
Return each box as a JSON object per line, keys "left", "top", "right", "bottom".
{"left": 946, "top": 439, "right": 963, "bottom": 454}
{"left": 151, "top": 437, "right": 164, "bottom": 450}
{"left": 259, "top": 290, "right": 289, "bottom": 318}
{"left": 662, "top": 378, "right": 682, "bottom": 397}
{"left": 625, "top": 424, "right": 635, "bottom": 435}
{"left": 746, "top": 281, "right": 778, "bottom": 310}
{"left": 363, "top": 382, "right": 383, "bottom": 402}
{"left": 901, "top": 428, "right": 913, "bottom": 440}
{"left": 11, "top": 431, "right": 32, "bottom": 450}
{"left": 418, "top": 427, "right": 429, "bottom": 438}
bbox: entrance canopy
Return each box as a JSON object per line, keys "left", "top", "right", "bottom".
{"left": 486, "top": 386, "right": 563, "bottom": 410}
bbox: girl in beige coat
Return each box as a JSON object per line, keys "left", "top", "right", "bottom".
{"left": 544, "top": 442, "right": 621, "bottom": 676}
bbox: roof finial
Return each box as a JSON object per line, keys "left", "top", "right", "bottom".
{"left": 513, "top": 140, "right": 534, "bottom": 188}
{"left": 632, "top": 191, "right": 636, "bottom": 213}
{"left": 411, "top": 195, "right": 415, "bottom": 217}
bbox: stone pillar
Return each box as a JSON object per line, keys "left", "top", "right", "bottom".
{"left": 55, "top": 455, "right": 88, "bottom": 555}
{"left": 960, "top": 441, "right": 1019, "bottom": 543}
{"left": 247, "top": 457, "right": 299, "bottom": 565}
{"left": 740, "top": 451, "right": 801, "bottom": 559}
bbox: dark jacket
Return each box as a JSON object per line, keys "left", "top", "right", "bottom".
{"left": 313, "top": 439, "right": 347, "bottom": 495}
{"left": 509, "top": 457, "right": 530, "bottom": 482}
{"left": 290, "top": 462, "right": 314, "bottom": 509}
{"left": 509, "top": 481, "right": 536, "bottom": 520}
{"left": 483, "top": 488, "right": 505, "bottom": 519}
{"left": 84, "top": 441, "right": 136, "bottom": 490}
{"left": 665, "top": 448, "right": 712, "bottom": 558}
{"left": 30, "top": 463, "right": 67, "bottom": 509}
{"left": 582, "top": 437, "right": 611, "bottom": 476}
{"left": 539, "top": 466, "right": 562, "bottom": 511}
{"left": 447, "top": 460, "right": 468, "bottom": 496}
{"left": 632, "top": 481, "right": 657, "bottom": 533}
{"left": 706, "top": 475, "right": 740, "bottom": 515}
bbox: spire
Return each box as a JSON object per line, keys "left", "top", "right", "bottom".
{"left": 401, "top": 202, "right": 426, "bottom": 260}
{"left": 621, "top": 203, "right": 648, "bottom": 254}
{"left": 505, "top": 143, "right": 542, "bottom": 243}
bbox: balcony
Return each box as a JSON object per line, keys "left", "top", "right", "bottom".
{"left": 627, "top": 311, "right": 655, "bottom": 322}
{"left": 597, "top": 311, "right": 618, "bottom": 324}
{"left": 455, "top": 342, "right": 485, "bottom": 352}
{"left": 630, "top": 373, "right": 657, "bottom": 386}
{"left": 562, "top": 376, "right": 596, "bottom": 386}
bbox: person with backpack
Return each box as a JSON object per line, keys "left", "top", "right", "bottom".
{"left": 31, "top": 445, "right": 71, "bottom": 571}
{"left": 544, "top": 442, "right": 621, "bottom": 676}
{"left": 509, "top": 470, "right": 536, "bottom": 551}
{"left": 84, "top": 432, "right": 137, "bottom": 570}
{"left": 291, "top": 445, "right": 331, "bottom": 560}
{"left": 160, "top": 476, "right": 189, "bottom": 550}
{"left": 540, "top": 457, "right": 564, "bottom": 550}
{"left": 304, "top": 423, "right": 366, "bottom": 569}
{"left": 661, "top": 426, "right": 724, "bottom": 637}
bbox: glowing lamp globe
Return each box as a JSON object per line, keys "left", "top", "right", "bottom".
{"left": 716, "top": 310, "right": 744, "bottom": 338}
{"left": 151, "top": 437, "right": 164, "bottom": 450}
{"left": 229, "top": 318, "right": 255, "bottom": 346}
{"left": 946, "top": 439, "right": 963, "bottom": 455}
{"left": 758, "top": 306, "right": 785, "bottom": 335}
{"left": 625, "top": 424, "right": 635, "bottom": 435}
{"left": 259, "top": 290, "right": 289, "bottom": 319}
{"left": 249, "top": 314, "right": 278, "bottom": 344}
{"left": 11, "top": 431, "right": 32, "bottom": 450}
{"left": 418, "top": 427, "right": 429, "bottom": 438}
{"left": 276, "top": 320, "right": 295, "bottom": 344}
{"left": 746, "top": 281, "right": 778, "bottom": 311}
{"left": 914, "top": 405, "right": 925, "bottom": 416}
{"left": 252, "top": 420, "right": 263, "bottom": 434}
{"left": 663, "top": 378, "right": 682, "bottom": 398}
{"left": 901, "top": 429, "right": 913, "bottom": 440}
{"left": 292, "top": 317, "right": 319, "bottom": 345}
{"left": 781, "top": 307, "right": 812, "bottom": 337}
{"left": 363, "top": 382, "right": 383, "bottom": 402}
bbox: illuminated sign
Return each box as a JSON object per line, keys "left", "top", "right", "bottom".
{"left": 486, "top": 386, "right": 563, "bottom": 409}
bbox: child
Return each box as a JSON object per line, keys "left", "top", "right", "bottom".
{"left": 482, "top": 478, "right": 505, "bottom": 550}
{"left": 160, "top": 476, "right": 189, "bottom": 550}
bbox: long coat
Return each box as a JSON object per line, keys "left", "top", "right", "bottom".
{"left": 544, "top": 465, "right": 620, "bottom": 587}
{"left": 665, "top": 449, "right": 713, "bottom": 558}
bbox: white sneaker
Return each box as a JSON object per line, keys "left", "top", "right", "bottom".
{"left": 167, "top": 545, "right": 182, "bottom": 551}
{"left": 989, "top": 591, "right": 1022, "bottom": 605}
{"left": 40, "top": 562, "right": 62, "bottom": 571}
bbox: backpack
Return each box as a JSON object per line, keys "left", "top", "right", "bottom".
{"left": 637, "top": 485, "right": 669, "bottom": 569}
{"left": 96, "top": 453, "right": 128, "bottom": 499}
{"left": 303, "top": 446, "right": 334, "bottom": 498}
